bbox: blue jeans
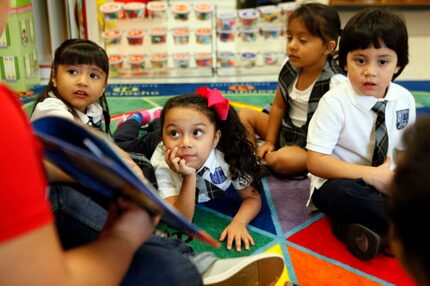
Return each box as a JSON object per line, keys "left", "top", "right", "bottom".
{"left": 49, "top": 184, "right": 204, "bottom": 286}
{"left": 122, "top": 236, "right": 203, "bottom": 286}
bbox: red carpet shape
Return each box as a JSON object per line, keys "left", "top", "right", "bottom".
{"left": 288, "top": 216, "right": 416, "bottom": 285}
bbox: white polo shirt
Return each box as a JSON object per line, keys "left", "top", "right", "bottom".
{"left": 31, "top": 92, "right": 103, "bottom": 126}
{"left": 150, "top": 142, "right": 250, "bottom": 203}
{"left": 306, "top": 79, "right": 416, "bottom": 209}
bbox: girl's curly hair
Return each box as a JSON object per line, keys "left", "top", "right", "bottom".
{"left": 160, "top": 94, "right": 262, "bottom": 188}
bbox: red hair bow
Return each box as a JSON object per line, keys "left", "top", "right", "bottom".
{"left": 195, "top": 86, "right": 229, "bottom": 121}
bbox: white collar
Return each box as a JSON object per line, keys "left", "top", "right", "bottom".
{"left": 48, "top": 91, "right": 103, "bottom": 124}
{"left": 345, "top": 80, "right": 397, "bottom": 113}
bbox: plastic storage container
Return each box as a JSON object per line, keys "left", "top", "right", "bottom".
{"left": 147, "top": 1, "right": 167, "bottom": 19}
{"left": 172, "top": 27, "right": 190, "bottom": 45}
{"left": 150, "top": 53, "right": 168, "bottom": 68}
{"left": 100, "top": 2, "right": 123, "bottom": 20}
{"left": 128, "top": 54, "right": 146, "bottom": 71}
{"left": 173, "top": 52, "right": 191, "bottom": 68}
{"left": 126, "top": 29, "right": 145, "bottom": 45}
{"left": 218, "top": 51, "right": 235, "bottom": 68}
{"left": 193, "top": 3, "right": 214, "bottom": 20}
{"left": 124, "top": 2, "right": 145, "bottom": 19}
{"left": 102, "top": 30, "right": 122, "bottom": 45}
{"left": 171, "top": 3, "right": 191, "bottom": 21}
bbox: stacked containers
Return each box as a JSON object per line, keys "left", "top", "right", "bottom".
{"left": 238, "top": 9, "right": 258, "bottom": 47}
{"left": 217, "top": 12, "right": 236, "bottom": 43}
{"left": 100, "top": 2, "right": 220, "bottom": 73}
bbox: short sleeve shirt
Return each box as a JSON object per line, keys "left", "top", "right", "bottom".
{"left": 306, "top": 80, "right": 416, "bottom": 209}
{"left": 150, "top": 142, "right": 250, "bottom": 203}
{"left": 0, "top": 84, "right": 52, "bottom": 242}
{"left": 31, "top": 93, "right": 103, "bottom": 126}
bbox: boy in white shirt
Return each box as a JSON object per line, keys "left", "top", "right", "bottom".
{"left": 306, "top": 8, "right": 416, "bottom": 260}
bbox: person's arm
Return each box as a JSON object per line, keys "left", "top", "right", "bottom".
{"left": 0, "top": 199, "right": 156, "bottom": 286}
{"left": 257, "top": 87, "right": 286, "bottom": 159}
{"left": 165, "top": 173, "right": 197, "bottom": 220}
{"left": 307, "top": 150, "right": 394, "bottom": 195}
{"left": 219, "top": 186, "right": 261, "bottom": 252}
{"left": 164, "top": 147, "right": 197, "bottom": 220}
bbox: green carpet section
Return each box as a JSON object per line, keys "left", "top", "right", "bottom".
{"left": 413, "top": 91, "right": 430, "bottom": 107}
{"left": 107, "top": 94, "right": 274, "bottom": 116}
{"left": 187, "top": 207, "right": 274, "bottom": 258}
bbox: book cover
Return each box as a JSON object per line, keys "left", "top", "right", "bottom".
{"left": 32, "top": 116, "right": 219, "bottom": 247}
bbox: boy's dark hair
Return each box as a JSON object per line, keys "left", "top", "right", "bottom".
{"left": 160, "top": 94, "right": 262, "bottom": 187}
{"left": 339, "top": 8, "right": 409, "bottom": 80}
{"left": 289, "top": 3, "right": 341, "bottom": 47}
{"left": 390, "top": 116, "right": 430, "bottom": 285}
{"left": 32, "top": 39, "right": 111, "bottom": 134}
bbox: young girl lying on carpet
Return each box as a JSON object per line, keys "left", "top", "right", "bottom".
{"left": 148, "top": 88, "right": 262, "bottom": 252}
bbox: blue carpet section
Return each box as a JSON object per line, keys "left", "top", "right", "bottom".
{"left": 22, "top": 82, "right": 279, "bottom": 104}
{"left": 417, "top": 106, "right": 430, "bottom": 116}
{"left": 201, "top": 186, "right": 276, "bottom": 235}
{"left": 104, "top": 82, "right": 279, "bottom": 97}
{"left": 22, "top": 80, "right": 429, "bottom": 102}
{"left": 396, "top": 80, "right": 430, "bottom": 92}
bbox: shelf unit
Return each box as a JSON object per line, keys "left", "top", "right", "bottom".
{"left": 91, "top": 2, "right": 292, "bottom": 79}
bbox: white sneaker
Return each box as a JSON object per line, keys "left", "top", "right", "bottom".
{"left": 202, "top": 253, "right": 284, "bottom": 286}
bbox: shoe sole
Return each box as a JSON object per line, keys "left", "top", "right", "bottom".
{"left": 203, "top": 253, "right": 284, "bottom": 286}
{"left": 346, "top": 224, "right": 380, "bottom": 260}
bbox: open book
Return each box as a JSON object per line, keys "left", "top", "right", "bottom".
{"left": 32, "top": 116, "right": 219, "bottom": 247}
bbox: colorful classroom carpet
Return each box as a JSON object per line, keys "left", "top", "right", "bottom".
{"left": 22, "top": 81, "right": 430, "bottom": 285}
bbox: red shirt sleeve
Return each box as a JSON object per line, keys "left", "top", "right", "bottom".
{"left": 0, "top": 84, "right": 52, "bottom": 242}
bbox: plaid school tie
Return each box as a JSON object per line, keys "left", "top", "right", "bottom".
{"left": 88, "top": 116, "right": 102, "bottom": 129}
{"left": 197, "top": 167, "right": 224, "bottom": 200}
{"left": 371, "top": 100, "right": 388, "bottom": 166}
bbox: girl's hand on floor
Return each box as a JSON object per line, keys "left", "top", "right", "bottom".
{"left": 219, "top": 221, "right": 255, "bottom": 252}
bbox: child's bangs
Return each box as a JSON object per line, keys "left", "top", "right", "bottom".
{"left": 60, "top": 45, "right": 109, "bottom": 75}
